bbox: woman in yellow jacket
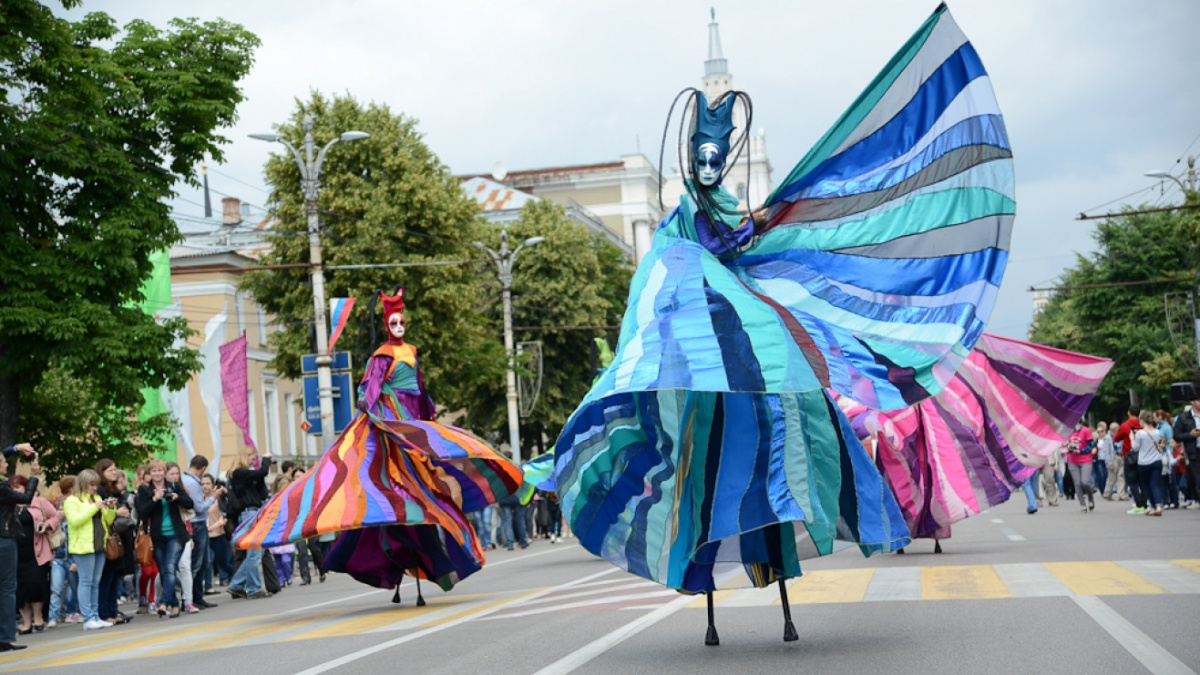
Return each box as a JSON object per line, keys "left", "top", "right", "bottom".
{"left": 63, "top": 469, "right": 116, "bottom": 631}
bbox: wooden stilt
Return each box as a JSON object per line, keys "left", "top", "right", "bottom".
{"left": 779, "top": 579, "right": 798, "bottom": 642}
{"left": 705, "top": 592, "right": 720, "bottom": 646}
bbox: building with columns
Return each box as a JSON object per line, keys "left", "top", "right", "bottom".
{"left": 461, "top": 11, "right": 771, "bottom": 264}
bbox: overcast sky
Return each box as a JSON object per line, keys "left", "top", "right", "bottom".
{"left": 67, "top": 0, "right": 1200, "bottom": 340}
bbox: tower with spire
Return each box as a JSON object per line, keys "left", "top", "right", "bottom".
{"left": 703, "top": 8, "right": 731, "bottom": 101}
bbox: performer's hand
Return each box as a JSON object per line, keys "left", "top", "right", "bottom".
{"left": 751, "top": 207, "right": 769, "bottom": 227}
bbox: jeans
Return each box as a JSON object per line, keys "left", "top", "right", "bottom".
{"left": 295, "top": 538, "right": 324, "bottom": 583}
{"left": 471, "top": 507, "right": 494, "bottom": 549}
{"left": 76, "top": 551, "right": 106, "bottom": 624}
{"left": 1039, "top": 465, "right": 1059, "bottom": 504}
{"left": 229, "top": 509, "right": 264, "bottom": 595}
{"left": 1109, "top": 461, "right": 1125, "bottom": 496}
{"left": 190, "top": 524, "right": 210, "bottom": 603}
{"left": 1137, "top": 461, "right": 1164, "bottom": 509}
{"left": 500, "top": 503, "right": 527, "bottom": 549}
{"left": 178, "top": 540, "right": 193, "bottom": 606}
{"left": 210, "top": 532, "right": 235, "bottom": 584}
{"left": 99, "top": 562, "right": 123, "bottom": 620}
{"left": 1066, "top": 462, "right": 1093, "bottom": 508}
{"left": 49, "top": 557, "right": 79, "bottom": 621}
{"left": 1125, "top": 461, "right": 1145, "bottom": 507}
{"left": 1093, "top": 461, "right": 1108, "bottom": 498}
{"left": 0, "top": 538, "right": 16, "bottom": 643}
{"left": 1022, "top": 474, "right": 1039, "bottom": 512}
{"left": 152, "top": 536, "right": 184, "bottom": 608}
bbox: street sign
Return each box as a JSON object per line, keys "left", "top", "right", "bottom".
{"left": 303, "top": 371, "right": 356, "bottom": 435}
{"left": 299, "top": 420, "right": 311, "bottom": 433}
{"left": 301, "top": 351, "right": 352, "bottom": 374}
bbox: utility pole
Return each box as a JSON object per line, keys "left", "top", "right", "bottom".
{"left": 475, "top": 229, "right": 544, "bottom": 462}
{"left": 1148, "top": 156, "right": 1200, "bottom": 365}
{"left": 250, "top": 116, "right": 369, "bottom": 451}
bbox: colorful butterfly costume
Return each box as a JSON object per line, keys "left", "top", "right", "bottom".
{"left": 554, "top": 5, "right": 1014, "bottom": 593}
{"left": 234, "top": 289, "right": 522, "bottom": 592}
{"left": 839, "top": 334, "right": 1113, "bottom": 541}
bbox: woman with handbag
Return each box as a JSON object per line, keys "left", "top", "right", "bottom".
{"left": 63, "top": 469, "right": 117, "bottom": 631}
{"left": 134, "top": 459, "right": 193, "bottom": 618}
{"left": 10, "top": 474, "right": 60, "bottom": 634}
{"left": 165, "top": 462, "right": 199, "bottom": 613}
{"left": 96, "top": 459, "right": 135, "bottom": 625}
{"left": 0, "top": 445, "right": 41, "bottom": 652}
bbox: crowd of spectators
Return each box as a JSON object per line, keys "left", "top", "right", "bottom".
{"left": 0, "top": 445, "right": 329, "bottom": 650}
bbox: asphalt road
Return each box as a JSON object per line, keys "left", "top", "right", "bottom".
{"left": 3, "top": 496, "right": 1198, "bottom": 675}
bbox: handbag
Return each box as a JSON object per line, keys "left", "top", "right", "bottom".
{"left": 134, "top": 525, "right": 154, "bottom": 567}
{"left": 112, "top": 515, "right": 136, "bottom": 535}
{"left": 105, "top": 531, "right": 125, "bottom": 560}
{"left": 33, "top": 504, "right": 67, "bottom": 549}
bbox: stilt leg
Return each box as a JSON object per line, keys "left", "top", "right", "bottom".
{"left": 392, "top": 587, "right": 401, "bottom": 604}
{"left": 778, "top": 579, "right": 798, "bottom": 642}
{"left": 934, "top": 541, "right": 942, "bottom": 554}
{"left": 705, "top": 592, "right": 720, "bottom": 646}
{"left": 416, "top": 577, "right": 426, "bottom": 606}
{"left": 896, "top": 547, "right": 905, "bottom": 554}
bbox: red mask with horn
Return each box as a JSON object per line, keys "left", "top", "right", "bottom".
{"left": 381, "top": 287, "right": 406, "bottom": 345}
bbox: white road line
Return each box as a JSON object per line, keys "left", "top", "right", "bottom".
{"left": 294, "top": 567, "right": 618, "bottom": 675}
{"left": 507, "top": 580, "right": 665, "bottom": 608}
{"left": 483, "top": 590, "right": 679, "bottom": 620}
{"left": 1117, "top": 560, "right": 1200, "bottom": 594}
{"left": 532, "top": 593, "right": 695, "bottom": 675}
{"left": 1002, "top": 528, "right": 1026, "bottom": 542}
{"left": 993, "top": 563, "right": 1071, "bottom": 597}
{"left": 991, "top": 518, "right": 1004, "bottom": 524}
{"left": 1071, "top": 595, "right": 1197, "bottom": 675}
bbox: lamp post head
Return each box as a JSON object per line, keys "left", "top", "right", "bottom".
{"left": 523, "top": 236, "right": 545, "bottom": 247}
{"left": 249, "top": 133, "right": 280, "bottom": 142}
{"left": 339, "top": 131, "right": 370, "bottom": 142}
{"left": 1145, "top": 170, "right": 1172, "bottom": 179}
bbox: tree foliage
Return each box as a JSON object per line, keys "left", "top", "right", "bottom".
{"left": 459, "top": 200, "right": 632, "bottom": 457}
{"left": 0, "top": 0, "right": 260, "bottom": 467}
{"left": 1029, "top": 204, "right": 1197, "bottom": 419}
{"left": 240, "top": 92, "right": 498, "bottom": 413}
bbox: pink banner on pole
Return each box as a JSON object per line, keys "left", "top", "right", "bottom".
{"left": 329, "top": 297, "right": 356, "bottom": 353}
{"left": 220, "top": 332, "right": 257, "bottom": 450}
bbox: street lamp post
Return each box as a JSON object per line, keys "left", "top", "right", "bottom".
{"left": 1147, "top": 156, "right": 1200, "bottom": 366}
{"left": 475, "top": 229, "right": 544, "bottom": 462}
{"left": 251, "top": 116, "right": 369, "bottom": 452}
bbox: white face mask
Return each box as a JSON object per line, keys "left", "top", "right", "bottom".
{"left": 387, "top": 312, "right": 406, "bottom": 340}
{"left": 695, "top": 143, "right": 724, "bottom": 186}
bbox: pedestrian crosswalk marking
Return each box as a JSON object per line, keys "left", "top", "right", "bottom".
{"left": 1170, "top": 558, "right": 1200, "bottom": 575}
{"left": 284, "top": 601, "right": 445, "bottom": 640}
{"left": 921, "top": 565, "right": 1011, "bottom": 600}
{"left": 786, "top": 568, "right": 875, "bottom": 605}
{"left": 1044, "top": 562, "right": 1167, "bottom": 596}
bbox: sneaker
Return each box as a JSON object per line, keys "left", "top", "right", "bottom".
{"left": 46, "top": 620, "right": 57, "bottom": 629}
{"left": 82, "top": 620, "right": 111, "bottom": 631}
{"left": 184, "top": 604, "right": 200, "bottom": 614}
{"left": 1127, "top": 506, "right": 1146, "bottom": 514}
{"left": 65, "top": 613, "right": 83, "bottom": 624}
{"left": 227, "top": 588, "right": 248, "bottom": 599}
{"left": 247, "top": 590, "right": 272, "bottom": 599}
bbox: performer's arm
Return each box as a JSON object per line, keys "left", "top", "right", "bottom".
{"left": 359, "top": 355, "right": 393, "bottom": 413}
{"left": 415, "top": 360, "right": 436, "bottom": 421}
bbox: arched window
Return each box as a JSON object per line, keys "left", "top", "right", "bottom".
{"left": 737, "top": 183, "right": 746, "bottom": 200}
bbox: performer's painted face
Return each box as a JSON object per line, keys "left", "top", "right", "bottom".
{"left": 387, "top": 311, "right": 406, "bottom": 340}
{"left": 695, "top": 142, "right": 724, "bottom": 186}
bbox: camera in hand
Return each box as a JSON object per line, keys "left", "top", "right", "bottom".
{"left": 162, "top": 485, "right": 173, "bottom": 497}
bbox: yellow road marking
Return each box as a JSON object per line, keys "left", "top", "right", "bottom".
{"left": 281, "top": 596, "right": 488, "bottom": 640}
{"left": 1169, "top": 559, "right": 1200, "bottom": 575}
{"left": 1044, "top": 562, "right": 1166, "bottom": 596}
{"left": 922, "top": 565, "right": 1011, "bottom": 600}
{"left": 790, "top": 568, "right": 876, "bottom": 604}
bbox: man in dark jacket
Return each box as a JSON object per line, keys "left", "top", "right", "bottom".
{"left": 0, "top": 444, "right": 40, "bottom": 652}
{"left": 1172, "top": 396, "right": 1200, "bottom": 508}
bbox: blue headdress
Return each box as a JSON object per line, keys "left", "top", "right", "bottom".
{"left": 690, "top": 91, "right": 738, "bottom": 182}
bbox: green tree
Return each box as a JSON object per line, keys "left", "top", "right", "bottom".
{"left": 0, "top": 1, "right": 260, "bottom": 468}
{"left": 1029, "top": 205, "right": 1196, "bottom": 418}
{"left": 240, "top": 92, "right": 499, "bottom": 412}
{"left": 461, "top": 200, "right": 632, "bottom": 457}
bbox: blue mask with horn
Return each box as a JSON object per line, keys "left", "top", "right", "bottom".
{"left": 690, "top": 92, "right": 737, "bottom": 187}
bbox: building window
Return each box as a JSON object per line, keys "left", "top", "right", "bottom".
{"left": 263, "top": 384, "right": 282, "bottom": 457}
{"left": 284, "top": 393, "right": 297, "bottom": 456}
{"left": 257, "top": 306, "right": 268, "bottom": 346}
{"left": 235, "top": 291, "right": 246, "bottom": 335}
{"left": 737, "top": 183, "right": 746, "bottom": 200}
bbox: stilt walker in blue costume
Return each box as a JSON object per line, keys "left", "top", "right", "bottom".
{"left": 554, "top": 4, "right": 1013, "bottom": 646}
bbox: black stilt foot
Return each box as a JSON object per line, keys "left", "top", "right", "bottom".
{"left": 416, "top": 577, "right": 426, "bottom": 607}
{"left": 391, "top": 587, "right": 401, "bottom": 604}
{"left": 705, "top": 592, "right": 720, "bottom": 646}
{"left": 896, "top": 547, "right": 905, "bottom": 555}
{"left": 934, "top": 541, "right": 943, "bottom": 554}
{"left": 778, "top": 579, "right": 798, "bottom": 643}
